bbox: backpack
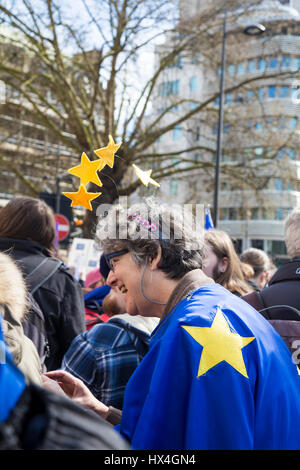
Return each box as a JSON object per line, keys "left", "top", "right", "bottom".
{"left": 242, "top": 289, "right": 300, "bottom": 355}
{"left": 21, "top": 258, "right": 63, "bottom": 371}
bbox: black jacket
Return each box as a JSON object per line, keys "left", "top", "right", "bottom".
{"left": 0, "top": 237, "right": 85, "bottom": 370}
{"left": 242, "top": 258, "right": 300, "bottom": 354}
{"left": 260, "top": 258, "right": 300, "bottom": 320}
{"left": 0, "top": 383, "right": 130, "bottom": 450}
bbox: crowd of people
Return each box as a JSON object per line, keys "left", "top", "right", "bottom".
{"left": 0, "top": 196, "right": 300, "bottom": 450}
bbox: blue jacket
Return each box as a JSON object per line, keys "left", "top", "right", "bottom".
{"left": 0, "top": 315, "right": 25, "bottom": 422}
{"left": 117, "top": 282, "right": 300, "bottom": 450}
{"left": 84, "top": 285, "right": 110, "bottom": 311}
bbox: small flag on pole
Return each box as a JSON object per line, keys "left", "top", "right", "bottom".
{"left": 205, "top": 206, "right": 214, "bottom": 230}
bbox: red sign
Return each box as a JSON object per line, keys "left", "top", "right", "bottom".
{"left": 55, "top": 214, "right": 70, "bottom": 242}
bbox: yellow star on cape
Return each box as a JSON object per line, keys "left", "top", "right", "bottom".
{"left": 182, "top": 308, "right": 255, "bottom": 378}
{"left": 132, "top": 163, "right": 160, "bottom": 188}
{"left": 94, "top": 135, "right": 122, "bottom": 168}
{"left": 63, "top": 184, "right": 102, "bottom": 211}
{"left": 68, "top": 152, "right": 103, "bottom": 187}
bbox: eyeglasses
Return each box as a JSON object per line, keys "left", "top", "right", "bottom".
{"left": 105, "top": 249, "right": 129, "bottom": 271}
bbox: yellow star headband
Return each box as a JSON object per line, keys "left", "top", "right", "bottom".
{"left": 63, "top": 135, "right": 122, "bottom": 211}
{"left": 63, "top": 135, "right": 160, "bottom": 212}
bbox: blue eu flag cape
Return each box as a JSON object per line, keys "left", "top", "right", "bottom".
{"left": 0, "top": 315, "right": 26, "bottom": 422}
{"left": 116, "top": 284, "right": 300, "bottom": 450}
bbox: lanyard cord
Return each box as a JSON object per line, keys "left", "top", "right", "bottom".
{"left": 140, "top": 257, "right": 167, "bottom": 306}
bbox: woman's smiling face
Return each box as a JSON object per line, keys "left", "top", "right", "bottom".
{"left": 107, "top": 252, "right": 147, "bottom": 316}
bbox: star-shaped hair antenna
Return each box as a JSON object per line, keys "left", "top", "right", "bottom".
{"left": 132, "top": 163, "right": 160, "bottom": 188}
{"left": 94, "top": 135, "right": 122, "bottom": 169}
{"left": 63, "top": 184, "right": 102, "bottom": 211}
{"left": 68, "top": 152, "right": 103, "bottom": 187}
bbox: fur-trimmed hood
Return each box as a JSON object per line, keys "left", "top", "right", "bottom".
{"left": 0, "top": 252, "right": 41, "bottom": 383}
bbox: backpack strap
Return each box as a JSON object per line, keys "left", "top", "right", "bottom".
{"left": 25, "top": 258, "right": 63, "bottom": 294}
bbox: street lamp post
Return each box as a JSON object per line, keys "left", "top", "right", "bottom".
{"left": 213, "top": 8, "right": 227, "bottom": 229}
{"left": 213, "top": 11, "right": 266, "bottom": 228}
{"left": 56, "top": 173, "right": 73, "bottom": 214}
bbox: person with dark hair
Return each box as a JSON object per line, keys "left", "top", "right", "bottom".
{"left": 203, "top": 229, "right": 252, "bottom": 297}
{"left": 45, "top": 199, "right": 300, "bottom": 450}
{"left": 0, "top": 197, "right": 85, "bottom": 371}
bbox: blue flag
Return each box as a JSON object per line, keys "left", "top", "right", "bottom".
{"left": 204, "top": 206, "right": 214, "bottom": 230}
{"left": 116, "top": 284, "right": 300, "bottom": 449}
{"left": 0, "top": 315, "right": 26, "bottom": 422}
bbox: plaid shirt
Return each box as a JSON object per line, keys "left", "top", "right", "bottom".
{"left": 61, "top": 317, "right": 150, "bottom": 409}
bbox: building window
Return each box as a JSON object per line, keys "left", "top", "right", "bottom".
{"left": 236, "top": 93, "right": 243, "bottom": 104}
{"left": 275, "top": 208, "right": 284, "bottom": 220}
{"left": 227, "top": 64, "right": 235, "bottom": 76}
{"left": 276, "top": 147, "right": 286, "bottom": 159}
{"left": 189, "top": 76, "right": 198, "bottom": 92}
{"left": 251, "top": 208, "right": 259, "bottom": 220}
{"left": 258, "top": 58, "right": 266, "bottom": 71}
{"left": 247, "top": 60, "right": 256, "bottom": 73}
{"left": 225, "top": 93, "right": 233, "bottom": 105}
{"left": 275, "top": 178, "right": 284, "bottom": 190}
{"left": 170, "top": 180, "right": 178, "bottom": 195}
{"left": 224, "top": 123, "right": 231, "bottom": 134}
{"left": 291, "top": 87, "right": 299, "bottom": 101}
{"left": 219, "top": 208, "right": 228, "bottom": 220}
{"left": 269, "top": 57, "right": 278, "bottom": 69}
{"left": 279, "top": 86, "right": 289, "bottom": 98}
{"left": 268, "top": 86, "right": 276, "bottom": 98}
{"left": 159, "top": 80, "right": 180, "bottom": 96}
{"left": 255, "top": 122, "right": 263, "bottom": 131}
{"left": 289, "top": 117, "right": 298, "bottom": 129}
{"left": 292, "top": 57, "right": 300, "bottom": 70}
{"left": 237, "top": 63, "right": 245, "bottom": 75}
{"left": 173, "top": 125, "right": 181, "bottom": 140}
{"left": 281, "top": 56, "right": 291, "bottom": 68}
{"left": 246, "top": 90, "right": 254, "bottom": 102}
{"left": 229, "top": 208, "right": 238, "bottom": 220}
{"left": 189, "top": 102, "right": 198, "bottom": 110}
{"left": 288, "top": 148, "right": 295, "bottom": 160}
{"left": 257, "top": 88, "right": 265, "bottom": 100}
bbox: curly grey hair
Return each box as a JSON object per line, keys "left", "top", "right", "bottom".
{"left": 95, "top": 198, "right": 205, "bottom": 280}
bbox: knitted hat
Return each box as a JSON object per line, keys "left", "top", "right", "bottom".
{"left": 84, "top": 267, "right": 102, "bottom": 288}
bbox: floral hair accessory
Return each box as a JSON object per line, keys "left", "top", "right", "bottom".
{"left": 128, "top": 213, "right": 169, "bottom": 241}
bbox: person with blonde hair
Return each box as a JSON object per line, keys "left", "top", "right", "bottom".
{"left": 203, "top": 229, "right": 252, "bottom": 297}
{"left": 0, "top": 252, "right": 42, "bottom": 384}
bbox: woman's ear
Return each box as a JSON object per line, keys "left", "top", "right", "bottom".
{"left": 150, "top": 245, "right": 162, "bottom": 271}
{"left": 220, "top": 256, "right": 229, "bottom": 273}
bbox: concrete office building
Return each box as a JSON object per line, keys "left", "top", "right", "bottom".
{"left": 149, "top": 0, "right": 300, "bottom": 257}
